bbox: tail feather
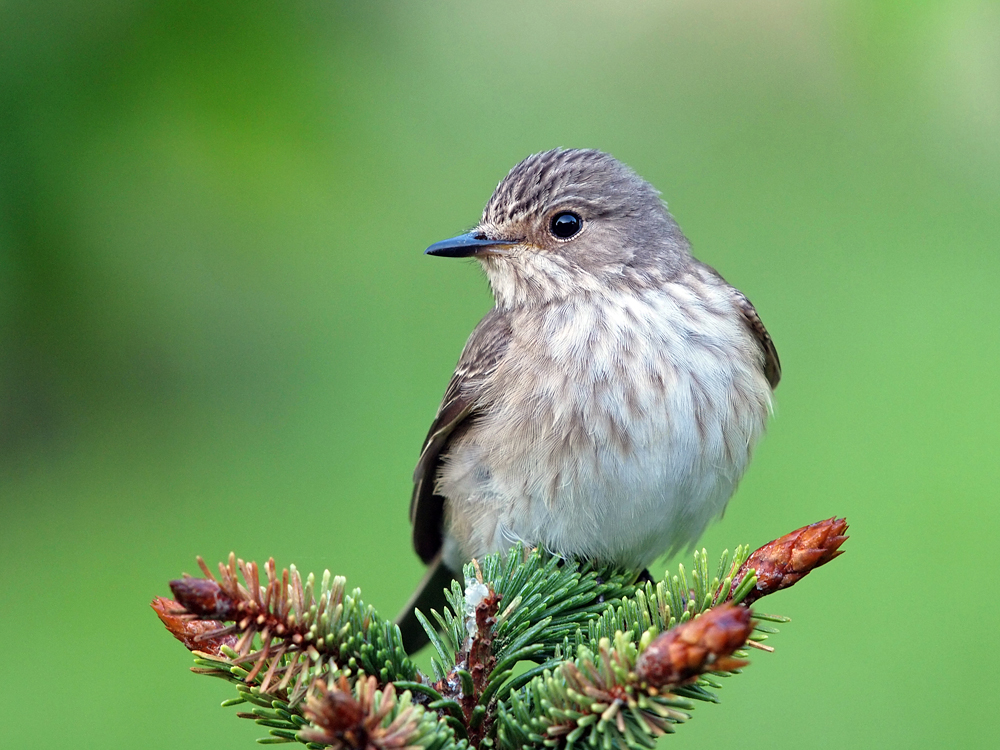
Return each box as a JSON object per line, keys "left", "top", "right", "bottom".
{"left": 395, "top": 553, "right": 460, "bottom": 654}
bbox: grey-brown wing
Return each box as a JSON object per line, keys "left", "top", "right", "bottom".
{"left": 410, "top": 310, "right": 511, "bottom": 563}
{"left": 732, "top": 289, "right": 781, "bottom": 389}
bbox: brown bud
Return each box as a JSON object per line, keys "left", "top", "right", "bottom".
{"left": 733, "top": 517, "right": 848, "bottom": 605}
{"left": 636, "top": 604, "right": 753, "bottom": 688}
{"left": 150, "top": 596, "right": 238, "bottom": 654}
{"left": 301, "top": 675, "right": 422, "bottom": 750}
{"left": 301, "top": 676, "right": 367, "bottom": 745}
{"left": 168, "top": 577, "right": 238, "bottom": 620}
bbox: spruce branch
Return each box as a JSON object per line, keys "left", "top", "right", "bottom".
{"left": 426, "top": 551, "right": 638, "bottom": 676}
{"left": 496, "top": 627, "right": 741, "bottom": 750}
{"left": 165, "top": 553, "right": 417, "bottom": 705}
{"left": 154, "top": 517, "right": 848, "bottom": 749}
{"left": 442, "top": 579, "right": 501, "bottom": 746}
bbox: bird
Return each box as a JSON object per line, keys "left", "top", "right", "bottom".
{"left": 396, "top": 148, "right": 780, "bottom": 652}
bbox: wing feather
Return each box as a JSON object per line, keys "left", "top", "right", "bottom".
{"left": 731, "top": 288, "right": 781, "bottom": 389}
{"left": 410, "top": 310, "right": 511, "bottom": 563}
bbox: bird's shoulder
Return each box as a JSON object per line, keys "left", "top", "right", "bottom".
{"left": 448, "top": 308, "right": 513, "bottom": 396}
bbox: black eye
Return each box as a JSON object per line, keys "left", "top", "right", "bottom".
{"left": 550, "top": 211, "right": 582, "bottom": 239}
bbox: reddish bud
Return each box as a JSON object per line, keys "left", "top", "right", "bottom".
{"left": 733, "top": 517, "right": 848, "bottom": 605}
{"left": 636, "top": 604, "right": 753, "bottom": 688}
{"left": 150, "top": 596, "right": 238, "bottom": 654}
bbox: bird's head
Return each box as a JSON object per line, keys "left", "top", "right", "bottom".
{"left": 425, "top": 149, "right": 692, "bottom": 309}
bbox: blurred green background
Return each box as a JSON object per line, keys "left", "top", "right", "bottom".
{"left": 2, "top": 1, "right": 998, "bottom": 747}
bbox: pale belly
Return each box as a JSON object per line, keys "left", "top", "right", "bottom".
{"left": 438, "top": 289, "right": 772, "bottom": 572}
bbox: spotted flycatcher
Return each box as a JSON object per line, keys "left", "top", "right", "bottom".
{"left": 397, "top": 149, "right": 780, "bottom": 651}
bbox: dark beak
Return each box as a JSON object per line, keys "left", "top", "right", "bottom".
{"left": 424, "top": 232, "right": 516, "bottom": 258}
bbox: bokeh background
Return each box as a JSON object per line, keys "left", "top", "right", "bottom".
{"left": 2, "top": 1, "right": 998, "bottom": 747}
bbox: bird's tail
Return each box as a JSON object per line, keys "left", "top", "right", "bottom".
{"left": 395, "top": 553, "right": 460, "bottom": 654}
